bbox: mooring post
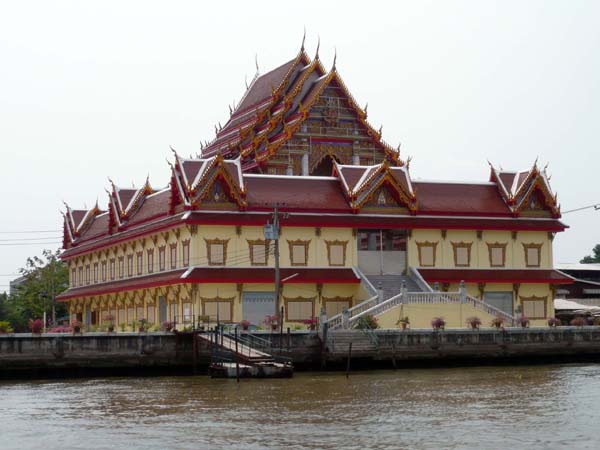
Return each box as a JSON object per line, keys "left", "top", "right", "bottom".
{"left": 235, "top": 327, "right": 240, "bottom": 382}
{"left": 192, "top": 331, "right": 198, "bottom": 375}
{"left": 391, "top": 341, "right": 397, "bottom": 370}
{"left": 287, "top": 327, "right": 291, "bottom": 350}
{"left": 345, "top": 342, "right": 352, "bottom": 378}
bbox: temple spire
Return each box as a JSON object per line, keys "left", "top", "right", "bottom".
{"left": 332, "top": 47, "right": 337, "bottom": 71}
{"left": 301, "top": 27, "right": 306, "bottom": 52}
{"left": 315, "top": 35, "right": 320, "bottom": 60}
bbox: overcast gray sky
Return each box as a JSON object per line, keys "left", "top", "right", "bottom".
{"left": 1, "top": 0, "right": 599, "bottom": 292}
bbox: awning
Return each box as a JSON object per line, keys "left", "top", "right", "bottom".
{"left": 183, "top": 267, "right": 360, "bottom": 284}
{"left": 417, "top": 268, "right": 574, "bottom": 285}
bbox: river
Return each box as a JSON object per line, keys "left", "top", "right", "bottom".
{"left": 0, "top": 364, "right": 598, "bottom": 450}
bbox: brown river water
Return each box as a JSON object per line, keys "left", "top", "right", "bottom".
{"left": 0, "top": 364, "right": 598, "bottom": 450}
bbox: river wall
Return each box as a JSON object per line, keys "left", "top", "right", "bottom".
{"left": 1, "top": 328, "right": 600, "bottom": 378}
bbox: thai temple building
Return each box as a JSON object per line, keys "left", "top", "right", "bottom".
{"left": 57, "top": 42, "right": 571, "bottom": 330}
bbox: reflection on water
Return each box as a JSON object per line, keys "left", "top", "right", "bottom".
{"left": 0, "top": 365, "right": 598, "bottom": 450}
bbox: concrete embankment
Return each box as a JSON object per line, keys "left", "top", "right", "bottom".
{"left": 1, "top": 328, "right": 600, "bottom": 378}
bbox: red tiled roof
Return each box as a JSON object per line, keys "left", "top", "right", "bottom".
{"left": 78, "top": 212, "right": 109, "bottom": 241}
{"left": 125, "top": 190, "right": 170, "bottom": 226}
{"left": 337, "top": 166, "right": 367, "bottom": 192}
{"left": 234, "top": 58, "right": 296, "bottom": 114}
{"left": 184, "top": 267, "right": 360, "bottom": 284}
{"left": 245, "top": 176, "right": 352, "bottom": 211}
{"left": 56, "top": 269, "right": 188, "bottom": 301}
{"left": 417, "top": 268, "right": 573, "bottom": 284}
{"left": 413, "top": 182, "right": 511, "bottom": 216}
{"left": 71, "top": 210, "right": 87, "bottom": 228}
{"left": 116, "top": 188, "right": 137, "bottom": 211}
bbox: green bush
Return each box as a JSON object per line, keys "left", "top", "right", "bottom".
{"left": 354, "top": 315, "right": 379, "bottom": 330}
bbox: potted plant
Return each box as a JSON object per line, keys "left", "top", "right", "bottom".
{"left": 466, "top": 316, "right": 481, "bottom": 330}
{"left": 354, "top": 314, "right": 379, "bottom": 330}
{"left": 105, "top": 314, "right": 115, "bottom": 332}
{"left": 29, "top": 318, "right": 44, "bottom": 335}
{"left": 518, "top": 316, "right": 530, "bottom": 328}
{"left": 547, "top": 317, "right": 561, "bottom": 327}
{"left": 431, "top": 317, "right": 445, "bottom": 331}
{"left": 198, "top": 315, "right": 210, "bottom": 331}
{"left": 71, "top": 319, "right": 82, "bottom": 334}
{"left": 240, "top": 319, "right": 251, "bottom": 331}
{"left": 303, "top": 316, "right": 318, "bottom": 331}
{"left": 0, "top": 321, "right": 13, "bottom": 334}
{"left": 161, "top": 321, "right": 174, "bottom": 332}
{"left": 570, "top": 317, "right": 586, "bottom": 327}
{"left": 491, "top": 316, "right": 505, "bottom": 329}
{"left": 138, "top": 318, "right": 148, "bottom": 333}
{"left": 119, "top": 322, "right": 127, "bottom": 332}
{"left": 263, "top": 315, "right": 279, "bottom": 331}
{"left": 396, "top": 316, "right": 410, "bottom": 330}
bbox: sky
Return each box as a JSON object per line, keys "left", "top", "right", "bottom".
{"left": 1, "top": 0, "right": 599, "bottom": 292}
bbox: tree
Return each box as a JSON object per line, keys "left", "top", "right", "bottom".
{"left": 581, "top": 244, "right": 600, "bottom": 264}
{"left": 5, "top": 249, "right": 68, "bottom": 331}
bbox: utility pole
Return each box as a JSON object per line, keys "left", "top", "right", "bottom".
{"left": 273, "top": 205, "right": 281, "bottom": 321}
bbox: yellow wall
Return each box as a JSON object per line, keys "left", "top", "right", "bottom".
{"left": 377, "top": 302, "right": 499, "bottom": 329}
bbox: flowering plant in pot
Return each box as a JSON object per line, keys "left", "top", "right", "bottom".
{"left": 303, "top": 316, "right": 318, "bottom": 331}
{"left": 491, "top": 316, "right": 505, "bottom": 329}
{"left": 466, "top": 316, "right": 481, "bottom": 330}
{"left": 570, "top": 317, "right": 586, "bottom": 327}
{"left": 547, "top": 317, "right": 561, "bottom": 327}
{"left": 263, "top": 315, "right": 279, "bottom": 331}
{"left": 29, "top": 319, "right": 44, "bottom": 334}
{"left": 518, "top": 316, "right": 530, "bottom": 328}
{"left": 71, "top": 320, "right": 82, "bottom": 334}
{"left": 431, "top": 317, "right": 445, "bottom": 330}
{"left": 161, "top": 321, "right": 175, "bottom": 332}
{"left": 240, "top": 319, "right": 251, "bottom": 331}
{"left": 396, "top": 316, "right": 410, "bottom": 330}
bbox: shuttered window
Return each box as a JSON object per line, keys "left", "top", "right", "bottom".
{"left": 203, "top": 301, "right": 232, "bottom": 321}
{"left": 325, "top": 301, "right": 350, "bottom": 318}
{"left": 286, "top": 301, "right": 313, "bottom": 321}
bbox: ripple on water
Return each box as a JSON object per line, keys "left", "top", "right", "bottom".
{"left": 0, "top": 364, "right": 599, "bottom": 450}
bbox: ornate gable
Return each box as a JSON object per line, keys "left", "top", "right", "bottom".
{"left": 490, "top": 162, "right": 560, "bottom": 218}
{"left": 171, "top": 152, "right": 247, "bottom": 210}
{"left": 62, "top": 202, "right": 103, "bottom": 247}
{"left": 334, "top": 161, "right": 417, "bottom": 213}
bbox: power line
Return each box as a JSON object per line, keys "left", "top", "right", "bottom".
{"left": 0, "top": 237, "right": 61, "bottom": 242}
{"left": 0, "top": 230, "right": 61, "bottom": 234}
{"left": 0, "top": 242, "right": 62, "bottom": 246}
{"left": 563, "top": 203, "right": 600, "bottom": 214}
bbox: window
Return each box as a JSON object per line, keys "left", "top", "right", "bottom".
{"left": 169, "top": 302, "right": 177, "bottom": 322}
{"left": 325, "top": 240, "right": 347, "bottom": 266}
{"left": 78, "top": 267, "right": 83, "bottom": 286}
{"left": 159, "top": 246, "right": 166, "bottom": 271}
{"left": 71, "top": 268, "right": 76, "bottom": 287}
{"left": 93, "top": 263, "right": 98, "bottom": 283}
{"left": 170, "top": 243, "right": 177, "bottom": 269}
{"left": 85, "top": 265, "right": 90, "bottom": 285}
{"left": 127, "top": 307, "right": 134, "bottom": 325}
{"left": 127, "top": 255, "right": 133, "bottom": 277}
{"left": 202, "top": 298, "right": 233, "bottom": 322}
{"left": 248, "top": 239, "right": 269, "bottom": 266}
{"left": 182, "top": 240, "right": 190, "bottom": 267}
{"left": 324, "top": 298, "right": 352, "bottom": 318}
{"left": 285, "top": 297, "right": 314, "bottom": 321}
{"left": 136, "top": 306, "right": 144, "bottom": 321}
{"left": 147, "top": 304, "right": 155, "bottom": 324}
{"left": 147, "top": 249, "right": 154, "bottom": 274}
{"left": 182, "top": 302, "right": 192, "bottom": 323}
{"left": 118, "top": 308, "right": 126, "bottom": 325}
{"left": 118, "top": 257, "right": 124, "bottom": 279}
{"left": 205, "top": 238, "right": 229, "bottom": 266}
{"left": 523, "top": 243, "right": 543, "bottom": 267}
{"left": 416, "top": 241, "right": 437, "bottom": 267}
{"left": 110, "top": 259, "right": 115, "bottom": 280}
{"left": 101, "top": 261, "right": 107, "bottom": 282}
{"left": 136, "top": 252, "right": 143, "bottom": 275}
{"left": 288, "top": 239, "right": 310, "bottom": 266}
{"left": 521, "top": 296, "right": 547, "bottom": 319}
{"left": 487, "top": 242, "right": 507, "bottom": 267}
{"left": 452, "top": 242, "right": 472, "bottom": 267}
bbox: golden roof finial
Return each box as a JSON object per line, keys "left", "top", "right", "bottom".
{"left": 332, "top": 46, "right": 337, "bottom": 71}
{"left": 301, "top": 26, "right": 306, "bottom": 52}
